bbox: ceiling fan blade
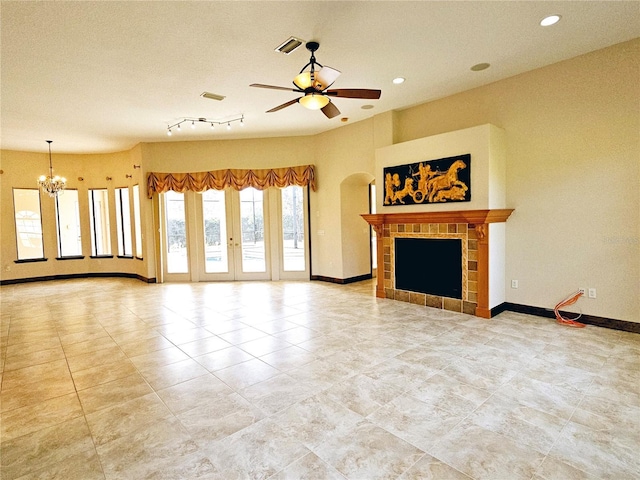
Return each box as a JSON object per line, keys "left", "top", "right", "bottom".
{"left": 251, "top": 83, "right": 300, "bottom": 92}
{"left": 325, "top": 89, "right": 382, "bottom": 99}
{"left": 321, "top": 101, "right": 340, "bottom": 119}
{"left": 314, "top": 66, "right": 341, "bottom": 90}
{"left": 266, "top": 98, "right": 300, "bottom": 113}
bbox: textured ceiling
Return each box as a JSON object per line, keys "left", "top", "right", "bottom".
{"left": 1, "top": 1, "right": 639, "bottom": 153}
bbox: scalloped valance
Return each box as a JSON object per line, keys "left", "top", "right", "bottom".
{"left": 147, "top": 165, "right": 316, "bottom": 198}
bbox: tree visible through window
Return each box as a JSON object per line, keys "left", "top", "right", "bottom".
{"left": 165, "top": 191, "right": 188, "bottom": 273}
{"left": 281, "top": 186, "right": 304, "bottom": 271}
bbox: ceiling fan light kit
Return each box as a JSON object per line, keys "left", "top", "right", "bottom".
{"left": 299, "top": 93, "right": 329, "bottom": 110}
{"left": 251, "top": 41, "right": 381, "bottom": 119}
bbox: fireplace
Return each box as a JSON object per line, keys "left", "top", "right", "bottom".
{"left": 395, "top": 238, "right": 462, "bottom": 299}
{"left": 362, "top": 209, "right": 514, "bottom": 318}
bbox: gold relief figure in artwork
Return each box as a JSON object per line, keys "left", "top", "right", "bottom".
{"left": 426, "top": 159, "right": 468, "bottom": 202}
{"left": 393, "top": 177, "right": 415, "bottom": 204}
{"left": 411, "top": 162, "right": 437, "bottom": 203}
{"left": 383, "top": 154, "right": 471, "bottom": 206}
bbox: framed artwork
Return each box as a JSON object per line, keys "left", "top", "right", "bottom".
{"left": 383, "top": 154, "right": 471, "bottom": 206}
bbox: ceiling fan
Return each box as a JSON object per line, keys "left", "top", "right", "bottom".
{"left": 250, "top": 41, "right": 381, "bottom": 119}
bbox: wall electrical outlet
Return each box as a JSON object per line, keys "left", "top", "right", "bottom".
{"left": 511, "top": 280, "right": 518, "bottom": 289}
{"left": 579, "top": 288, "right": 585, "bottom": 296}
{"left": 588, "top": 288, "right": 597, "bottom": 299}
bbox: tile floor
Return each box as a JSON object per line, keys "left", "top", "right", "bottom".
{"left": 1, "top": 278, "right": 639, "bottom": 479}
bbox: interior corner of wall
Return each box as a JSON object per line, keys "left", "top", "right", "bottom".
{"left": 488, "top": 125, "right": 507, "bottom": 209}
{"left": 373, "top": 111, "right": 396, "bottom": 149}
{"left": 489, "top": 222, "right": 507, "bottom": 308}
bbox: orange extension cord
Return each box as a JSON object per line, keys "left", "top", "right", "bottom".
{"left": 554, "top": 291, "right": 586, "bottom": 328}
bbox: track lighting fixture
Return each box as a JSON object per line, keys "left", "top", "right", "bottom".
{"left": 166, "top": 115, "right": 245, "bottom": 135}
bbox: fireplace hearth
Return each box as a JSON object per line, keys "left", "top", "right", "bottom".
{"left": 362, "top": 209, "right": 513, "bottom": 318}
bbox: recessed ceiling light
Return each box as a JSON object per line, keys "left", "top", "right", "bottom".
{"left": 470, "top": 63, "right": 490, "bottom": 72}
{"left": 392, "top": 77, "right": 405, "bottom": 85}
{"left": 361, "top": 105, "right": 374, "bottom": 110}
{"left": 540, "top": 14, "right": 561, "bottom": 27}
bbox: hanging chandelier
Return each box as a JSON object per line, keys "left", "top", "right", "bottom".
{"left": 37, "top": 140, "right": 66, "bottom": 197}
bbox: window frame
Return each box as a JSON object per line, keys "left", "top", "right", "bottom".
{"left": 115, "top": 186, "right": 133, "bottom": 258}
{"left": 55, "top": 188, "right": 84, "bottom": 259}
{"left": 88, "top": 188, "right": 113, "bottom": 258}
{"left": 13, "top": 188, "right": 46, "bottom": 262}
{"left": 132, "top": 184, "right": 143, "bottom": 259}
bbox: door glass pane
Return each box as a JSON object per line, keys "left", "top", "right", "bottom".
{"left": 13, "top": 189, "right": 44, "bottom": 260}
{"left": 56, "top": 189, "right": 82, "bottom": 257}
{"left": 239, "top": 187, "right": 265, "bottom": 273}
{"left": 202, "top": 190, "right": 228, "bottom": 273}
{"left": 89, "top": 189, "right": 111, "bottom": 256}
{"left": 115, "top": 187, "right": 132, "bottom": 256}
{"left": 132, "top": 185, "right": 143, "bottom": 258}
{"left": 281, "top": 186, "right": 305, "bottom": 271}
{"left": 165, "top": 191, "right": 188, "bottom": 273}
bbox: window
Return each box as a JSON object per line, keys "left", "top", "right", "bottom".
{"left": 89, "top": 189, "right": 111, "bottom": 256}
{"left": 165, "top": 191, "right": 188, "bottom": 273}
{"left": 202, "top": 189, "right": 228, "bottom": 273}
{"left": 239, "top": 188, "right": 265, "bottom": 273}
{"left": 132, "top": 185, "right": 143, "bottom": 258}
{"left": 13, "top": 189, "right": 44, "bottom": 260}
{"left": 55, "top": 189, "right": 82, "bottom": 257}
{"left": 115, "top": 187, "right": 132, "bottom": 257}
{"left": 281, "top": 186, "right": 305, "bottom": 271}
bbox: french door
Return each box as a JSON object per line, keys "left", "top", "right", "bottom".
{"left": 161, "top": 186, "right": 308, "bottom": 282}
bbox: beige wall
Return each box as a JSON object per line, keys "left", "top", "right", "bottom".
{"left": 375, "top": 124, "right": 506, "bottom": 212}
{"left": 311, "top": 119, "right": 377, "bottom": 279}
{"left": 1, "top": 39, "right": 637, "bottom": 322}
{"left": 396, "top": 39, "right": 639, "bottom": 322}
{"left": 0, "top": 148, "right": 151, "bottom": 281}
{"left": 340, "top": 173, "right": 375, "bottom": 279}
{"left": 374, "top": 124, "right": 508, "bottom": 310}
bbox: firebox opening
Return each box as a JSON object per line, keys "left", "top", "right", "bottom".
{"left": 395, "top": 237, "right": 462, "bottom": 299}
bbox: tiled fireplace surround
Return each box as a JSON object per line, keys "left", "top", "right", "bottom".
{"left": 362, "top": 209, "right": 513, "bottom": 319}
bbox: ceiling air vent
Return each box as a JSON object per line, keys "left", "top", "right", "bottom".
{"left": 275, "top": 37, "right": 304, "bottom": 55}
{"left": 200, "top": 92, "right": 226, "bottom": 101}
